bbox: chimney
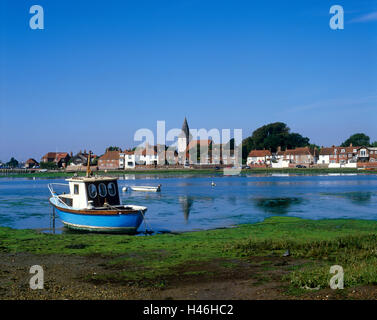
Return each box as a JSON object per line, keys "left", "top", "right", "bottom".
{"left": 277, "top": 146, "right": 281, "bottom": 153}
{"left": 350, "top": 143, "right": 352, "bottom": 147}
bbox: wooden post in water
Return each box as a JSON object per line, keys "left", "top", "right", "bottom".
{"left": 52, "top": 206, "right": 56, "bottom": 234}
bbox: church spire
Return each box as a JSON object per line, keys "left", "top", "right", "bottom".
{"left": 181, "top": 117, "right": 190, "bottom": 141}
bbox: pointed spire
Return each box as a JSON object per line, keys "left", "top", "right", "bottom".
{"left": 179, "top": 117, "right": 190, "bottom": 142}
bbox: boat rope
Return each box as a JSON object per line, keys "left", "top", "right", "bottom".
{"left": 139, "top": 209, "right": 153, "bottom": 235}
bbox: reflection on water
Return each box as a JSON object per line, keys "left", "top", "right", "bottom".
{"left": 0, "top": 174, "right": 377, "bottom": 233}
{"left": 179, "top": 196, "right": 194, "bottom": 222}
{"left": 321, "top": 192, "right": 374, "bottom": 204}
{"left": 253, "top": 197, "right": 303, "bottom": 214}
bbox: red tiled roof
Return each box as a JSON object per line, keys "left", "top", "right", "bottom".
{"left": 41, "top": 152, "right": 69, "bottom": 161}
{"left": 99, "top": 150, "right": 120, "bottom": 161}
{"left": 320, "top": 146, "right": 360, "bottom": 155}
{"left": 42, "top": 152, "right": 56, "bottom": 159}
{"left": 283, "top": 147, "right": 316, "bottom": 156}
{"left": 248, "top": 150, "right": 272, "bottom": 157}
{"left": 26, "top": 158, "right": 38, "bottom": 164}
{"left": 55, "top": 152, "right": 69, "bottom": 161}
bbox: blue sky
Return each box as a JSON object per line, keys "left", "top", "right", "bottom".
{"left": 1, "top": 0, "right": 376, "bottom": 161}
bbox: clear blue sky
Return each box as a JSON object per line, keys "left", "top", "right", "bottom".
{"left": 1, "top": 0, "right": 376, "bottom": 161}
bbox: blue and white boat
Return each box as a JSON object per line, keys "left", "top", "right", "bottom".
{"left": 48, "top": 158, "right": 147, "bottom": 233}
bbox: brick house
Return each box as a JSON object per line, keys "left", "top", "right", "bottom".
{"left": 185, "top": 139, "right": 213, "bottom": 164}
{"left": 41, "top": 152, "right": 71, "bottom": 168}
{"left": 357, "top": 146, "right": 377, "bottom": 163}
{"left": 318, "top": 146, "right": 359, "bottom": 165}
{"left": 98, "top": 150, "right": 120, "bottom": 170}
{"left": 279, "top": 147, "right": 318, "bottom": 165}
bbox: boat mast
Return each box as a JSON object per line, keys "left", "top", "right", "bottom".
{"left": 86, "top": 151, "right": 92, "bottom": 177}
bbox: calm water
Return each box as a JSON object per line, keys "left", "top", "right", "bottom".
{"left": 0, "top": 174, "right": 377, "bottom": 234}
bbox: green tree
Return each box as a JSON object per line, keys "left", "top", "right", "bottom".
{"left": 107, "top": 146, "right": 121, "bottom": 151}
{"left": 40, "top": 162, "right": 58, "bottom": 170}
{"left": 341, "top": 133, "right": 371, "bottom": 147}
{"left": 242, "top": 122, "right": 310, "bottom": 159}
{"left": 371, "top": 141, "right": 377, "bottom": 147}
{"left": 6, "top": 157, "right": 19, "bottom": 168}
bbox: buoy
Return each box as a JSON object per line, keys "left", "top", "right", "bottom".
{"left": 122, "top": 186, "right": 128, "bottom": 192}
{"left": 211, "top": 181, "right": 216, "bottom": 187}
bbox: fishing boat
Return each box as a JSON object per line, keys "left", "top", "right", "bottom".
{"left": 48, "top": 152, "right": 147, "bottom": 233}
{"left": 130, "top": 184, "right": 161, "bottom": 192}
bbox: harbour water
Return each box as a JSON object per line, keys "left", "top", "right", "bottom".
{"left": 0, "top": 173, "right": 377, "bottom": 234}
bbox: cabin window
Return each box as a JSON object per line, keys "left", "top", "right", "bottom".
{"left": 108, "top": 182, "right": 116, "bottom": 196}
{"left": 74, "top": 184, "right": 79, "bottom": 195}
{"left": 98, "top": 183, "right": 107, "bottom": 197}
{"left": 88, "top": 184, "right": 97, "bottom": 198}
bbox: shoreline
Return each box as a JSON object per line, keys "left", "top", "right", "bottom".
{"left": 1, "top": 167, "right": 376, "bottom": 179}
{"left": 2, "top": 216, "right": 377, "bottom": 299}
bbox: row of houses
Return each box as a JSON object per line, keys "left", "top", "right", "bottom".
{"left": 246, "top": 145, "right": 377, "bottom": 168}
{"left": 25, "top": 151, "right": 96, "bottom": 169}
{"left": 22, "top": 118, "right": 376, "bottom": 170}
{"left": 97, "top": 142, "right": 237, "bottom": 170}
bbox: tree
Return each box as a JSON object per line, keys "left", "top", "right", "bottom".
{"left": 40, "top": 162, "right": 58, "bottom": 170}
{"left": 341, "top": 133, "right": 370, "bottom": 147}
{"left": 371, "top": 141, "right": 377, "bottom": 147}
{"left": 6, "top": 157, "right": 19, "bottom": 168}
{"left": 242, "top": 122, "right": 310, "bottom": 159}
{"left": 106, "top": 146, "right": 121, "bottom": 152}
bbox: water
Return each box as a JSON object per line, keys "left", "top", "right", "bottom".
{"left": 0, "top": 174, "right": 377, "bottom": 234}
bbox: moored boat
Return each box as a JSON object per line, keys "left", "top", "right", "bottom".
{"left": 48, "top": 152, "right": 147, "bottom": 233}
{"left": 130, "top": 184, "right": 161, "bottom": 192}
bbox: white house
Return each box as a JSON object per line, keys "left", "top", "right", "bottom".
{"left": 246, "top": 150, "right": 272, "bottom": 165}
{"left": 121, "top": 150, "right": 136, "bottom": 169}
{"left": 134, "top": 145, "right": 158, "bottom": 166}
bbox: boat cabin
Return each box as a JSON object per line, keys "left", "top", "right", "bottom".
{"left": 59, "top": 177, "right": 121, "bottom": 209}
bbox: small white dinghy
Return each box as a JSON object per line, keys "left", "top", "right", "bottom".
{"left": 130, "top": 184, "right": 161, "bottom": 192}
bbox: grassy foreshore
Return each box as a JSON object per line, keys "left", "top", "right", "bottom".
{"left": 1, "top": 167, "right": 376, "bottom": 179}
{"left": 2, "top": 216, "right": 377, "bottom": 299}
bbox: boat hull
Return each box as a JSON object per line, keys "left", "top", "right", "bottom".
{"left": 130, "top": 186, "right": 160, "bottom": 192}
{"left": 49, "top": 199, "right": 146, "bottom": 234}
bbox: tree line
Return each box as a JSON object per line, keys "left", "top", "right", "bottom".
{"left": 241, "top": 122, "right": 377, "bottom": 160}
{"left": 2, "top": 124, "right": 376, "bottom": 167}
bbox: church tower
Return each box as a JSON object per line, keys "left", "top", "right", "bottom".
{"left": 178, "top": 117, "right": 191, "bottom": 163}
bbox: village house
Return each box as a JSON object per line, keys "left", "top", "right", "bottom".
{"left": 246, "top": 149, "right": 272, "bottom": 166}
{"left": 369, "top": 147, "right": 377, "bottom": 162}
{"left": 121, "top": 150, "right": 136, "bottom": 169}
{"left": 25, "top": 158, "right": 39, "bottom": 169}
{"left": 357, "top": 146, "right": 377, "bottom": 163}
{"left": 273, "top": 146, "right": 318, "bottom": 167}
{"left": 40, "top": 152, "right": 71, "bottom": 168}
{"left": 318, "top": 145, "right": 358, "bottom": 165}
{"left": 185, "top": 139, "right": 213, "bottom": 165}
{"left": 286, "top": 147, "right": 318, "bottom": 165}
{"left": 98, "top": 150, "right": 120, "bottom": 170}
{"left": 316, "top": 144, "right": 377, "bottom": 167}
{"left": 69, "top": 151, "right": 98, "bottom": 166}
{"left": 133, "top": 144, "right": 159, "bottom": 166}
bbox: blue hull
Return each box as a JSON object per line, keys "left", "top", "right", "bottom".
{"left": 55, "top": 207, "right": 144, "bottom": 233}
{"left": 52, "top": 205, "right": 145, "bottom": 234}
